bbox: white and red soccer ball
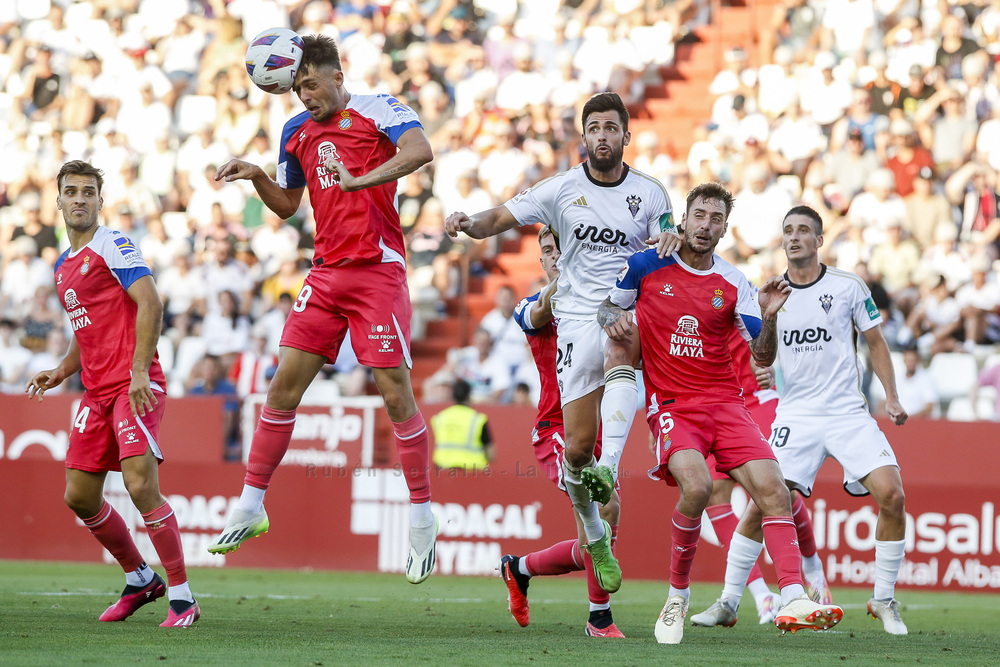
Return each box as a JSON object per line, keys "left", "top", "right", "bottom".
{"left": 245, "top": 27, "right": 304, "bottom": 94}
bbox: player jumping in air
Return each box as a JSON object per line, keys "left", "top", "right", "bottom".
{"left": 207, "top": 35, "right": 438, "bottom": 584}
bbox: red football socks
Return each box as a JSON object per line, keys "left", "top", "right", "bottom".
{"left": 393, "top": 412, "right": 431, "bottom": 504}
{"left": 762, "top": 515, "right": 803, "bottom": 590}
{"left": 244, "top": 406, "right": 297, "bottom": 490}
{"left": 525, "top": 539, "right": 583, "bottom": 576}
{"left": 142, "top": 502, "right": 187, "bottom": 586}
{"left": 82, "top": 501, "right": 144, "bottom": 573}
{"left": 670, "top": 509, "right": 701, "bottom": 590}
{"left": 791, "top": 495, "right": 819, "bottom": 558}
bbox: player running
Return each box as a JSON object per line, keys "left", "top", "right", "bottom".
{"left": 26, "top": 160, "right": 199, "bottom": 627}
{"left": 692, "top": 205, "right": 909, "bottom": 635}
{"left": 207, "top": 35, "right": 438, "bottom": 584}
{"left": 499, "top": 225, "right": 624, "bottom": 638}
{"left": 600, "top": 183, "right": 843, "bottom": 644}
{"left": 446, "top": 92, "right": 680, "bottom": 595}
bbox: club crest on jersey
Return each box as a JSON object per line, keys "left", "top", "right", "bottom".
{"left": 339, "top": 110, "right": 352, "bottom": 130}
{"left": 616, "top": 264, "right": 629, "bottom": 283}
{"left": 80, "top": 255, "right": 90, "bottom": 275}
{"left": 626, "top": 194, "right": 641, "bottom": 218}
{"left": 711, "top": 288, "right": 724, "bottom": 310}
{"left": 820, "top": 293, "right": 833, "bottom": 314}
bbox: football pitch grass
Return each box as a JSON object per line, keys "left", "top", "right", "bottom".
{"left": 1, "top": 560, "right": 993, "bottom": 666}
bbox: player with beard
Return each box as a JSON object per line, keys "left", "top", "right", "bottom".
{"left": 599, "top": 183, "right": 843, "bottom": 644}
{"left": 446, "top": 92, "right": 680, "bottom": 595}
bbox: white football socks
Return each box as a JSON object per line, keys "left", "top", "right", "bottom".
{"left": 597, "top": 366, "right": 638, "bottom": 477}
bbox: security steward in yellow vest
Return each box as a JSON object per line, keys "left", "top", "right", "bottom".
{"left": 431, "top": 379, "right": 494, "bottom": 470}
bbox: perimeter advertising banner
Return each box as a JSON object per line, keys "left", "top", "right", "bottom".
{"left": 1, "top": 394, "right": 997, "bottom": 591}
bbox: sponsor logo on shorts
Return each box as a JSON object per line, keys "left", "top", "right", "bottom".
{"left": 369, "top": 323, "right": 398, "bottom": 352}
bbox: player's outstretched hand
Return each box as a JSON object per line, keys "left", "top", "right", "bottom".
{"left": 25, "top": 368, "right": 66, "bottom": 402}
{"left": 884, "top": 397, "right": 908, "bottom": 425}
{"left": 216, "top": 159, "right": 261, "bottom": 183}
{"left": 128, "top": 370, "right": 158, "bottom": 418}
{"left": 753, "top": 363, "right": 775, "bottom": 390}
{"left": 758, "top": 276, "right": 792, "bottom": 318}
{"left": 602, "top": 307, "right": 635, "bottom": 343}
{"left": 647, "top": 231, "right": 682, "bottom": 258}
{"left": 445, "top": 212, "right": 471, "bottom": 238}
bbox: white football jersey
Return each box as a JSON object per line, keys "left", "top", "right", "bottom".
{"left": 504, "top": 163, "right": 673, "bottom": 319}
{"left": 775, "top": 265, "right": 883, "bottom": 416}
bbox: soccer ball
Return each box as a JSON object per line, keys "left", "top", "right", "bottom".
{"left": 245, "top": 27, "right": 304, "bottom": 94}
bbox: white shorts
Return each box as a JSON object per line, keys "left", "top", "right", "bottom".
{"left": 555, "top": 317, "right": 607, "bottom": 406}
{"left": 769, "top": 411, "right": 899, "bottom": 497}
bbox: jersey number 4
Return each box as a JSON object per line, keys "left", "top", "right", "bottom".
{"left": 74, "top": 406, "right": 91, "bottom": 433}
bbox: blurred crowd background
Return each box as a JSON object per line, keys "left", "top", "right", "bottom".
{"left": 1, "top": 0, "right": 1000, "bottom": 443}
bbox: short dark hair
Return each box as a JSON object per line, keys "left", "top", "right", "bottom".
{"left": 57, "top": 160, "right": 104, "bottom": 194}
{"left": 582, "top": 92, "right": 629, "bottom": 132}
{"left": 452, "top": 378, "right": 472, "bottom": 404}
{"left": 300, "top": 34, "right": 342, "bottom": 73}
{"left": 783, "top": 205, "right": 823, "bottom": 234}
{"left": 685, "top": 182, "right": 736, "bottom": 218}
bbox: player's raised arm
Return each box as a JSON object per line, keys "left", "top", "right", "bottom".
{"left": 216, "top": 159, "right": 305, "bottom": 220}
{"left": 445, "top": 204, "right": 520, "bottom": 239}
{"left": 863, "top": 324, "right": 908, "bottom": 425}
{"left": 749, "top": 276, "right": 792, "bottom": 367}
{"left": 126, "top": 274, "right": 163, "bottom": 417}
{"left": 324, "top": 126, "right": 433, "bottom": 192}
{"left": 25, "top": 336, "right": 81, "bottom": 401}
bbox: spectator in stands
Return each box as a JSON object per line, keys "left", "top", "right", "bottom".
{"left": 251, "top": 208, "right": 300, "bottom": 277}
{"left": 801, "top": 51, "right": 853, "bottom": 133}
{"left": 19, "top": 45, "right": 62, "bottom": 121}
{"left": 726, "top": 162, "right": 793, "bottom": 260}
{"left": 232, "top": 326, "right": 277, "bottom": 400}
{"left": 915, "top": 85, "right": 979, "bottom": 177}
{"left": 407, "top": 197, "right": 461, "bottom": 303}
{"left": 893, "top": 63, "right": 935, "bottom": 121}
{"left": 880, "top": 346, "right": 938, "bottom": 418}
{"left": 956, "top": 255, "right": 1000, "bottom": 348}
{"left": 916, "top": 222, "right": 970, "bottom": 295}
{"left": 904, "top": 166, "right": 954, "bottom": 251}
{"left": 830, "top": 88, "right": 887, "bottom": 154}
{"left": 864, "top": 51, "right": 902, "bottom": 117}
{"left": 947, "top": 162, "right": 1000, "bottom": 259}
{"left": 868, "top": 218, "right": 921, "bottom": 297}
{"left": 9, "top": 191, "right": 58, "bottom": 254}
{"left": 24, "top": 328, "right": 69, "bottom": 395}
{"left": 398, "top": 42, "right": 447, "bottom": 112}
{"left": 885, "top": 119, "right": 935, "bottom": 197}
{"left": 767, "top": 94, "right": 826, "bottom": 184}
{"left": 423, "top": 328, "right": 512, "bottom": 404}
{"left": 19, "top": 286, "right": 62, "bottom": 352}
{"left": 0, "top": 236, "right": 51, "bottom": 320}
{"left": 978, "top": 102, "right": 1000, "bottom": 173}
{"left": 847, "top": 167, "right": 908, "bottom": 248}
{"left": 200, "top": 235, "right": 254, "bottom": 316}
{"left": 935, "top": 14, "right": 979, "bottom": 82}
{"left": 901, "top": 275, "right": 963, "bottom": 354}
{"left": 821, "top": 0, "right": 876, "bottom": 64}
{"left": 824, "top": 126, "right": 883, "bottom": 199}
{"left": 186, "top": 353, "right": 241, "bottom": 461}
{"left": 158, "top": 244, "right": 205, "bottom": 340}
{"left": 260, "top": 253, "right": 307, "bottom": 313}
{"left": 201, "top": 289, "right": 251, "bottom": 362}
{"left": 479, "top": 284, "right": 529, "bottom": 376}
{"left": 633, "top": 131, "right": 674, "bottom": 185}
{"left": 766, "top": 0, "right": 823, "bottom": 56}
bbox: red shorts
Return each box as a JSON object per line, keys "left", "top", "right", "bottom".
{"left": 280, "top": 262, "right": 413, "bottom": 368}
{"left": 531, "top": 422, "right": 608, "bottom": 497}
{"left": 65, "top": 392, "right": 166, "bottom": 473}
{"left": 646, "top": 401, "right": 774, "bottom": 486}
{"left": 707, "top": 397, "right": 778, "bottom": 481}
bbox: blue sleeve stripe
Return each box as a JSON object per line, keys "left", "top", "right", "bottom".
{"left": 514, "top": 293, "right": 541, "bottom": 333}
{"left": 385, "top": 120, "right": 422, "bottom": 146}
{"left": 740, "top": 314, "right": 762, "bottom": 339}
{"left": 112, "top": 266, "right": 152, "bottom": 291}
{"left": 279, "top": 112, "right": 309, "bottom": 189}
{"left": 54, "top": 249, "right": 70, "bottom": 273}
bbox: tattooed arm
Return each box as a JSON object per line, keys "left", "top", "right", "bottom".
{"left": 749, "top": 276, "right": 792, "bottom": 366}
{"left": 598, "top": 297, "right": 635, "bottom": 343}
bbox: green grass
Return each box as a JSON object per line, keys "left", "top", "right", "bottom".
{"left": 0, "top": 560, "right": 993, "bottom": 666}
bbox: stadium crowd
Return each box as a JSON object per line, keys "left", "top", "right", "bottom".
{"left": 1, "top": 0, "right": 999, "bottom": 432}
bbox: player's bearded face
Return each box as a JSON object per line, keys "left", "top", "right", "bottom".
{"left": 583, "top": 112, "right": 628, "bottom": 172}
{"left": 682, "top": 197, "right": 728, "bottom": 254}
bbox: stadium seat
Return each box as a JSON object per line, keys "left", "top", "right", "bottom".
{"left": 161, "top": 212, "right": 191, "bottom": 240}
{"left": 945, "top": 397, "right": 976, "bottom": 421}
{"left": 928, "top": 353, "right": 979, "bottom": 403}
{"left": 301, "top": 378, "right": 341, "bottom": 403}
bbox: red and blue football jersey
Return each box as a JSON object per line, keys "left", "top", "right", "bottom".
{"left": 609, "top": 250, "right": 762, "bottom": 406}
{"left": 277, "top": 94, "right": 422, "bottom": 268}
{"left": 514, "top": 292, "right": 562, "bottom": 431}
{"left": 54, "top": 227, "right": 165, "bottom": 400}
